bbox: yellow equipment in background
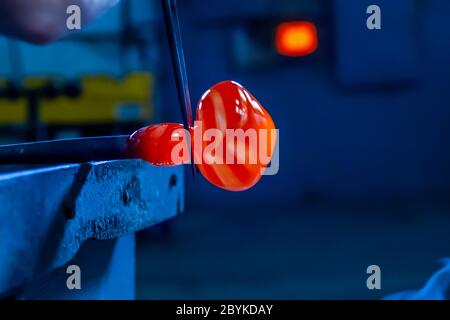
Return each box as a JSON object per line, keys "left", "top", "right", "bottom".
{"left": 0, "top": 79, "right": 28, "bottom": 125}
{"left": 0, "top": 72, "right": 154, "bottom": 126}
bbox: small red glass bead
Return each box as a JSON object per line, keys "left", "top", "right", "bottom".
{"left": 128, "top": 123, "right": 190, "bottom": 166}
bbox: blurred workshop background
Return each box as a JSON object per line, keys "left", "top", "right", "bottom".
{"left": 1, "top": 0, "right": 450, "bottom": 299}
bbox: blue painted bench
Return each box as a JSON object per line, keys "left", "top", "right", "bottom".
{"left": 0, "top": 160, "right": 184, "bottom": 299}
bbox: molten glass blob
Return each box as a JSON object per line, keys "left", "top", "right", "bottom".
{"left": 194, "top": 81, "right": 276, "bottom": 191}
{"left": 128, "top": 81, "right": 277, "bottom": 192}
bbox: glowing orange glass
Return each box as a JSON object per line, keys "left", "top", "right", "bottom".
{"left": 128, "top": 81, "right": 277, "bottom": 192}
{"left": 275, "top": 21, "right": 318, "bottom": 57}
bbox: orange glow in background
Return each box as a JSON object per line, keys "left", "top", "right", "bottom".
{"left": 275, "top": 21, "right": 318, "bottom": 57}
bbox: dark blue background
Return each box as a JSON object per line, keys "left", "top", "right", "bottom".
{"left": 146, "top": 0, "right": 450, "bottom": 299}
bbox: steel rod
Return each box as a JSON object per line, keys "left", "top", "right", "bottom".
{"left": 161, "top": 0, "right": 197, "bottom": 176}
{"left": 0, "top": 136, "right": 130, "bottom": 165}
